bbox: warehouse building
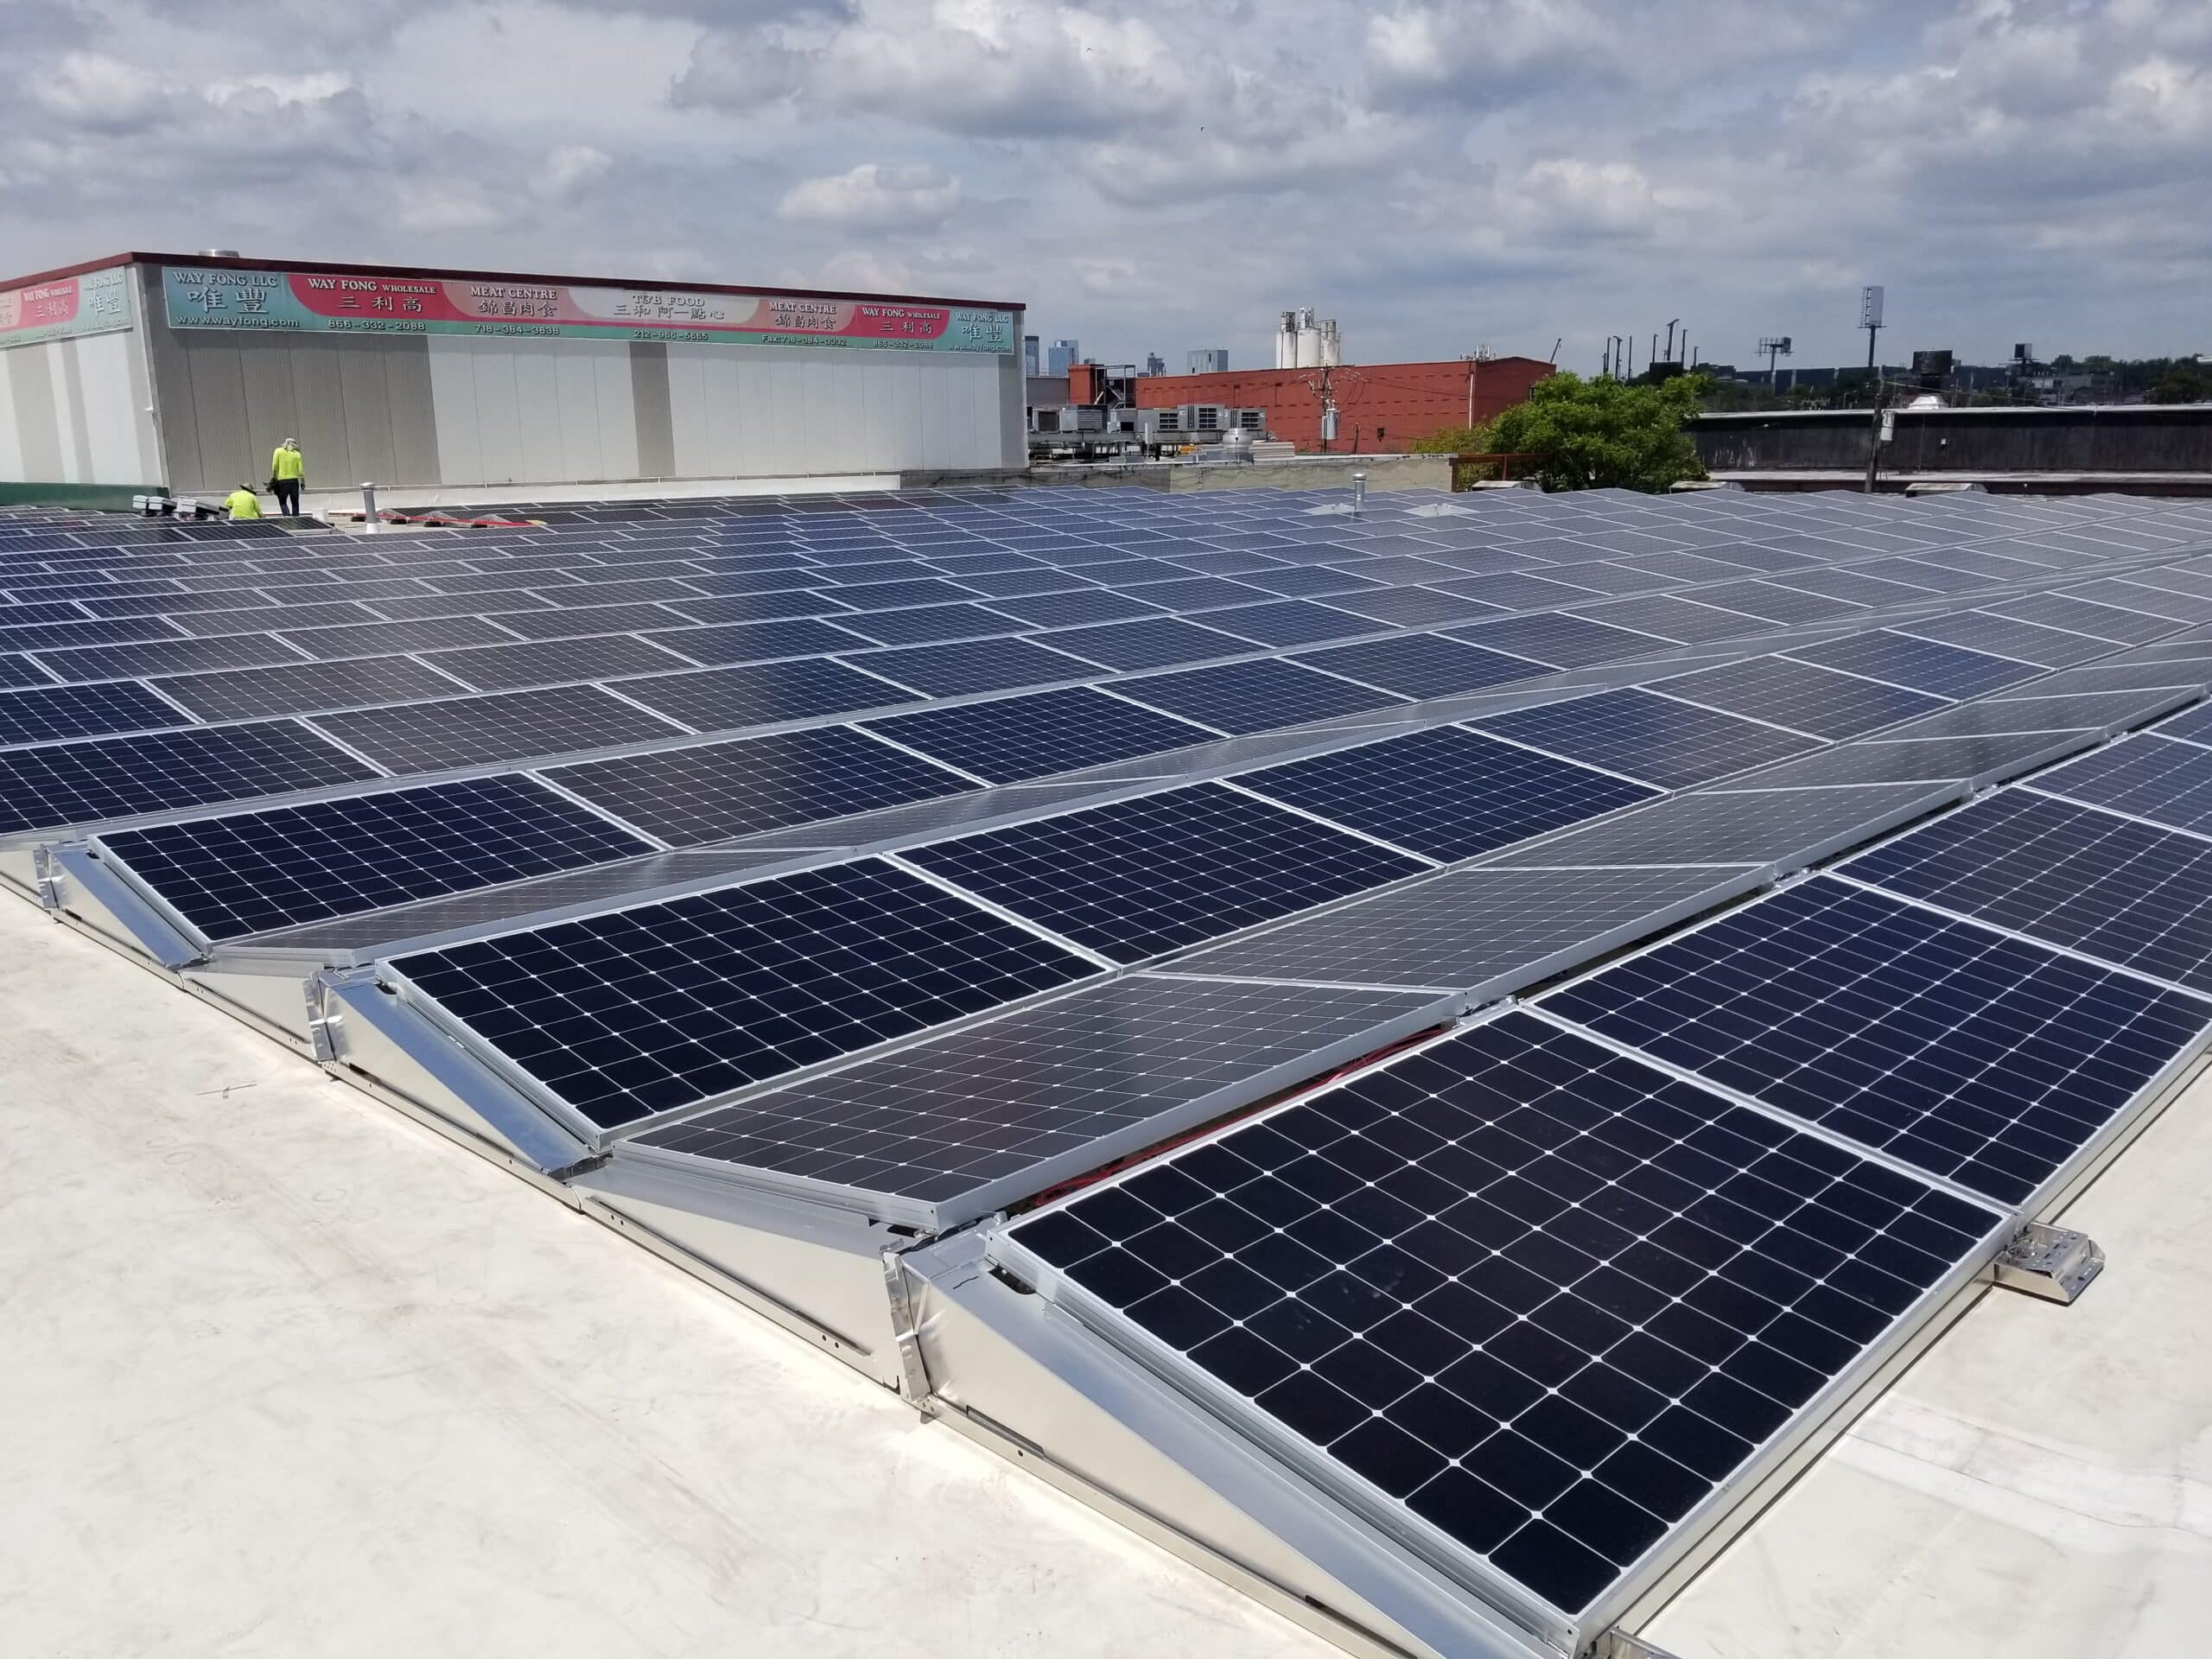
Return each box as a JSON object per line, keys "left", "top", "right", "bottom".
{"left": 1136, "top": 354, "right": 1554, "bottom": 454}
{"left": 0, "top": 252, "right": 1026, "bottom": 507}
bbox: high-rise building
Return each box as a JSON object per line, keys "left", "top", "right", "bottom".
{"left": 1187, "top": 348, "right": 1230, "bottom": 374}
{"left": 1047, "top": 338, "right": 1080, "bottom": 375}
{"left": 1023, "top": 334, "right": 1040, "bottom": 377}
{"left": 1144, "top": 353, "right": 1166, "bottom": 378}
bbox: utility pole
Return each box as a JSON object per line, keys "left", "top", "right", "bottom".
{"left": 1665, "top": 318, "right": 1679, "bottom": 361}
{"left": 1860, "top": 284, "right": 1885, "bottom": 376}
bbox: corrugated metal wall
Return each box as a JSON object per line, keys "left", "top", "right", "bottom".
{"left": 142, "top": 264, "right": 1023, "bottom": 493}
{"left": 0, "top": 326, "right": 162, "bottom": 489}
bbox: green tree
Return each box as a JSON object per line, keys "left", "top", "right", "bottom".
{"left": 1440, "top": 372, "right": 1709, "bottom": 493}
{"left": 2146, "top": 367, "right": 2212, "bottom": 404}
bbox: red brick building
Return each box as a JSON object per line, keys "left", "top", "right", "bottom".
{"left": 1133, "top": 357, "right": 1554, "bottom": 453}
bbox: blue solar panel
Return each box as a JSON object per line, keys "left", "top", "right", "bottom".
{"left": 1001, "top": 1009, "right": 1999, "bottom": 1616}
{"left": 1843, "top": 790, "right": 2212, "bottom": 994}
{"left": 864, "top": 687, "right": 1215, "bottom": 783}
{"left": 0, "top": 721, "right": 380, "bottom": 834}
{"left": 1471, "top": 690, "right": 1818, "bottom": 790}
{"left": 97, "top": 775, "right": 655, "bottom": 940}
{"left": 1544, "top": 876, "right": 2211, "bottom": 1204}
{"left": 0, "top": 680, "right": 188, "bottom": 746}
{"left": 1205, "top": 601, "right": 1380, "bottom": 647}
{"left": 1235, "top": 727, "right": 1660, "bottom": 862}
{"left": 2031, "top": 734, "right": 2212, "bottom": 833}
{"left": 1112, "top": 658, "right": 1407, "bottom": 734}
{"left": 845, "top": 637, "right": 1097, "bottom": 697}
{"left": 609, "top": 657, "right": 912, "bottom": 731}
{"left": 1651, "top": 657, "right": 1948, "bottom": 740}
{"left": 1292, "top": 634, "right": 1549, "bottom": 701}
{"left": 1784, "top": 631, "right": 2040, "bottom": 699}
{"left": 543, "top": 724, "right": 975, "bottom": 846}
{"left": 1038, "top": 618, "right": 1251, "bottom": 671}
{"left": 904, "top": 781, "right": 1427, "bottom": 963}
{"left": 389, "top": 859, "right": 1101, "bottom": 1129}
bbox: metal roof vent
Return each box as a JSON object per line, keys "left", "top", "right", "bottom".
{"left": 200, "top": 248, "right": 242, "bottom": 258}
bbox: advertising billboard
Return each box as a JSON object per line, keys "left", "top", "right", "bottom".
{"left": 162, "top": 265, "right": 1014, "bottom": 353}
{"left": 0, "top": 265, "right": 133, "bottom": 352}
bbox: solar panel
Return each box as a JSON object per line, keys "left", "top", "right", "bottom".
{"left": 308, "top": 683, "right": 686, "bottom": 772}
{"left": 1543, "top": 875, "right": 2211, "bottom": 1204}
{"left": 603, "top": 657, "right": 916, "bottom": 732}
{"left": 1321, "top": 588, "right": 1504, "bottom": 628}
{"left": 276, "top": 616, "right": 523, "bottom": 657}
{"left": 1471, "top": 690, "right": 1817, "bottom": 790}
{"left": 420, "top": 635, "right": 696, "bottom": 691}
{"left": 1573, "top": 596, "right": 1766, "bottom": 645}
{"left": 2141, "top": 700, "right": 2212, "bottom": 747}
{"left": 31, "top": 633, "right": 311, "bottom": 682}
{"left": 1782, "top": 631, "right": 2041, "bottom": 699}
{"left": 638, "top": 619, "right": 873, "bottom": 665}
{"left": 0, "top": 681, "right": 188, "bottom": 746}
{"left": 1881, "top": 689, "right": 2185, "bottom": 741}
{"left": 1203, "top": 601, "right": 1381, "bottom": 648}
{"left": 1891, "top": 612, "right": 2113, "bottom": 668}
{"left": 863, "top": 687, "right": 1215, "bottom": 783}
{"left": 1649, "top": 657, "right": 1948, "bottom": 740}
{"left": 1447, "top": 613, "right": 1673, "bottom": 669}
{"left": 627, "top": 974, "right": 1446, "bottom": 1227}
{"left": 841, "top": 638, "right": 1095, "bottom": 697}
{"left": 386, "top": 858, "right": 1101, "bottom": 1130}
{"left": 0, "top": 720, "right": 380, "bottom": 834}
{"left": 2030, "top": 734, "right": 2212, "bottom": 833}
{"left": 1175, "top": 863, "right": 1760, "bottom": 993}
{"left": 154, "top": 657, "right": 470, "bottom": 721}
{"left": 1840, "top": 790, "right": 2212, "bottom": 994}
{"left": 1495, "top": 782, "right": 1954, "bottom": 872}
{"left": 987, "top": 588, "right": 1166, "bottom": 628}
{"left": 1033, "top": 618, "right": 1250, "bottom": 672}
{"left": 1985, "top": 592, "right": 2180, "bottom": 645}
{"left": 543, "top": 724, "right": 975, "bottom": 847}
{"left": 995, "top": 1009, "right": 2001, "bottom": 1618}
{"left": 903, "top": 782, "right": 1426, "bottom": 963}
{"left": 1291, "top": 634, "right": 1548, "bottom": 700}
{"left": 95, "top": 775, "right": 655, "bottom": 940}
{"left": 1111, "top": 658, "right": 1407, "bottom": 734}
{"left": 1236, "top": 727, "right": 1660, "bottom": 863}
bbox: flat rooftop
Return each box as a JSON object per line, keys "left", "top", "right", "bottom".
{"left": 5, "top": 889, "right": 2208, "bottom": 1657}
{"left": 7, "top": 481, "right": 2212, "bottom": 1656}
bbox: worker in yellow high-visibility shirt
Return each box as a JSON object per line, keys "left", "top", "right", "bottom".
{"left": 269, "top": 437, "right": 305, "bottom": 516}
{"left": 225, "top": 483, "right": 264, "bottom": 520}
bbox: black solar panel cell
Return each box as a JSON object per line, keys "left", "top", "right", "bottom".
{"left": 1544, "top": 876, "right": 2211, "bottom": 1204}
{"left": 389, "top": 858, "right": 1102, "bottom": 1128}
{"left": 1004, "top": 1010, "right": 1999, "bottom": 1615}
{"left": 98, "top": 775, "right": 655, "bottom": 939}
{"left": 905, "top": 781, "right": 1427, "bottom": 963}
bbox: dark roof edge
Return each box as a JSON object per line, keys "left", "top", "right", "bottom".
{"left": 3, "top": 251, "right": 1024, "bottom": 315}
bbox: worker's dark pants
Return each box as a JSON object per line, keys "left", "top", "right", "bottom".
{"left": 274, "top": 480, "right": 301, "bottom": 515}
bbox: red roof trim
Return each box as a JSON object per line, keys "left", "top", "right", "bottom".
{"left": 3, "top": 251, "right": 1024, "bottom": 315}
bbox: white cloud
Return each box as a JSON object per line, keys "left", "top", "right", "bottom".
{"left": 779, "top": 162, "right": 963, "bottom": 228}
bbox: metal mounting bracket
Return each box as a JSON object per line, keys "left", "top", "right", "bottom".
{"left": 1993, "top": 1221, "right": 2104, "bottom": 1304}
{"left": 881, "top": 1249, "right": 936, "bottom": 1409}
{"left": 1590, "top": 1628, "right": 1684, "bottom": 1659}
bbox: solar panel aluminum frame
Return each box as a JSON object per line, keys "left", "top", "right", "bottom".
{"left": 35, "top": 838, "right": 209, "bottom": 968}
{"left": 931, "top": 1008, "right": 2012, "bottom": 1659}
{"left": 601, "top": 976, "right": 1466, "bottom": 1233}
{"left": 1531, "top": 873, "right": 2212, "bottom": 1224}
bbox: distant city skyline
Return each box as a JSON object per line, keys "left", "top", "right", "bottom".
{"left": 6, "top": 2, "right": 2206, "bottom": 375}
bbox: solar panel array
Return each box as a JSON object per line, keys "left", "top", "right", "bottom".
{"left": 17, "top": 480, "right": 2212, "bottom": 1655}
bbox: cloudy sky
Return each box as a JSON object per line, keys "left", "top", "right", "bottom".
{"left": 5, "top": 0, "right": 2208, "bottom": 372}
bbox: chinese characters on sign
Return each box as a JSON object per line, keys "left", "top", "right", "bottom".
{"left": 0, "top": 266, "right": 133, "bottom": 352}
{"left": 161, "top": 265, "right": 1015, "bottom": 353}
